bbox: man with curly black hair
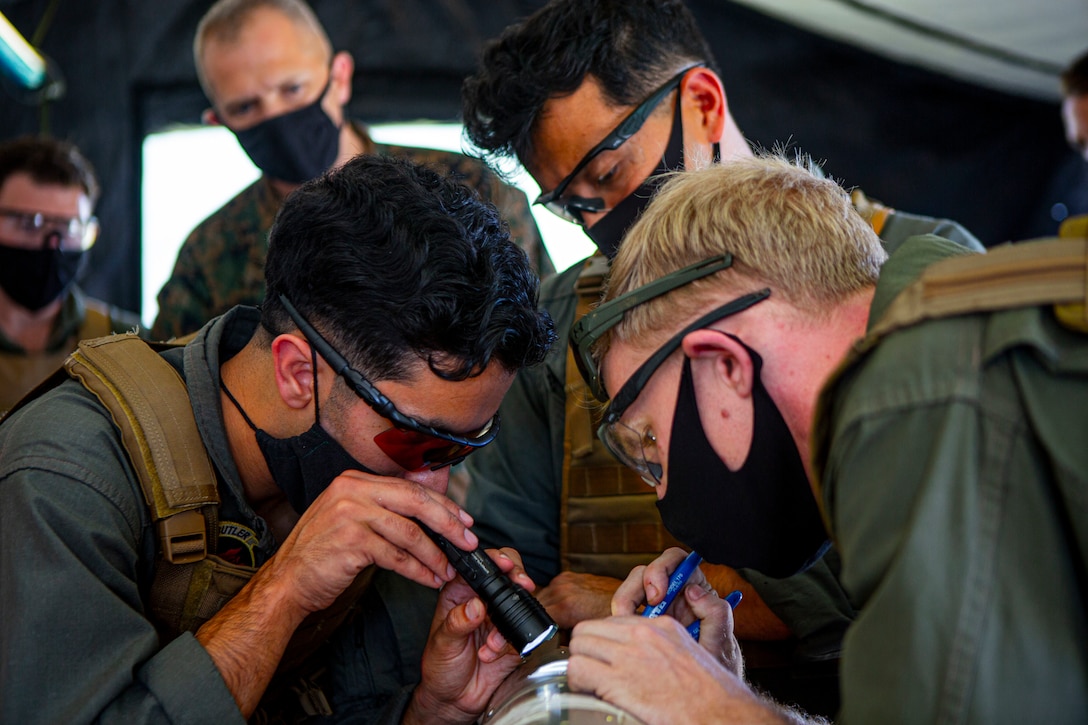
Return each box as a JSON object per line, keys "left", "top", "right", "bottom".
{"left": 0, "top": 154, "right": 556, "bottom": 724}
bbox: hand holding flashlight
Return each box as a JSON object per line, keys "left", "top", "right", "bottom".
{"left": 419, "top": 522, "right": 557, "bottom": 656}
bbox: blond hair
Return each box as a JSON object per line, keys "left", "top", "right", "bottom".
{"left": 600, "top": 154, "right": 886, "bottom": 353}
{"left": 193, "top": 0, "right": 331, "bottom": 98}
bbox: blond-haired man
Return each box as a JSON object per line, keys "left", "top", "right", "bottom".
{"left": 565, "top": 155, "right": 1088, "bottom": 723}
{"left": 461, "top": 14, "right": 982, "bottom": 709}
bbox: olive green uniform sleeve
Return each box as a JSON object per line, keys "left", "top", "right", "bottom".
{"left": 815, "top": 237, "right": 1088, "bottom": 723}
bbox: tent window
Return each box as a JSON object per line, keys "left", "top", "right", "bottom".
{"left": 140, "top": 123, "right": 593, "bottom": 328}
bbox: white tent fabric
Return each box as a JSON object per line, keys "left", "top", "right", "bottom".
{"left": 731, "top": 0, "right": 1088, "bottom": 100}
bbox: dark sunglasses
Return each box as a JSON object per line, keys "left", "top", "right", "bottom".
{"left": 533, "top": 63, "right": 705, "bottom": 224}
{"left": 279, "top": 295, "right": 500, "bottom": 471}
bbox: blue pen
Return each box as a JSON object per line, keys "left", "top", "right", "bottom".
{"left": 686, "top": 590, "right": 742, "bottom": 641}
{"left": 642, "top": 550, "right": 703, "bottom": 619}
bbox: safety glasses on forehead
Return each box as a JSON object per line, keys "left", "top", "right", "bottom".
{"left": 533, "top": 63, "right": 705, "bottom": 224}
{"left": 602, "top": 286, "right": 770, "bottom": 427}
{"left": 572, "top": 254, "right": 755, "bottom": 401}
{"left": 279, "top": 295, "right": 500, "bottom": 471}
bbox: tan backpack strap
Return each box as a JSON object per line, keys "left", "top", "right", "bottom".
{"left": 1056, "top": 216, "right": 1088, "bottom": 332}
{"left": 868, "top": 236, "right": 1088, "bottom": 344}
{"left": 64, "top": 334, "right": 219, "bottom": 563}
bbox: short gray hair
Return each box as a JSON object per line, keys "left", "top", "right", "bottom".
{"left": 193, "top": 0, "right": 331, "bottom": 98}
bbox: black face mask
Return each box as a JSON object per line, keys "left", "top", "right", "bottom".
{"left": 221, "top": 359, "right": 373, "bottom": 514}
{"left": 657, "top": 352, "right": 830, "bottom": 579}
{"left": 252, "top": 422, "right": 371, "bottom": 514}
{"left": 0, "top": 241, "right": 85, "bottom": 311}
{"left": 231, "top": 82, "right": 340, "bottom": 184}
{"left": 584, "top": 95, "right": 687, "bottom": 260}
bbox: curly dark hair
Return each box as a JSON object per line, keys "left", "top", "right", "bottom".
{"left": 262, "top": 155, "right": 555, "bottom": 382}
{"left": 0, "top": 135, "right": 99, "bottom": 204}
{"left": 462, "top": 0, "right": 718, "bottom": 171}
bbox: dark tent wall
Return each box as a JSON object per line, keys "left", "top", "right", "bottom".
{"left": 1, "top": 0, "right": 1084, "bottom": 317}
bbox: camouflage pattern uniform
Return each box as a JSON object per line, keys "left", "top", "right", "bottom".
{"left": 151, "top": 123, "right": 553, "bottom": 340}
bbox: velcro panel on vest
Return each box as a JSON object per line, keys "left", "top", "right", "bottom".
{"left": 566, "top": 445, "right": 685, "bottom": 580}
{"left": 566, "top": 459, "right": 685, "bottom": 579}
{"left": 64, "top": 335, "right": 219, "bottom": 563}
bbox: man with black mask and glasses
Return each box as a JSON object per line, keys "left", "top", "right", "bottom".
{"left": 0, "top": 135, "right": 141, "bottom": 415}
{"left": 0, "top": 154, "right": 556, "bottom": 723}
{"left": 564, "top": 155, "right": 1088, "bottom": 724}
{"left": 151, "top": 0, "right": 552, "bottom": 341}
{"left": 460, "top": 0, "right": 981, "bottom": 715}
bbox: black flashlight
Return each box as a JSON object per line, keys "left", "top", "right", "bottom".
{"left": 421, "top": 524, "right": 558, "bottom": 657}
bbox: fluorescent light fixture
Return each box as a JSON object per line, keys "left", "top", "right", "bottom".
{"left": 0, "top": 12, "right": 46, "bottom": 90}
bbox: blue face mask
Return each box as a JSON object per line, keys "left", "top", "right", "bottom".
{"left": 231, "top": 81, "right": 340, "bottom": 184}
{"left": 658, "top": 351, "right": 830, "bottom": 578}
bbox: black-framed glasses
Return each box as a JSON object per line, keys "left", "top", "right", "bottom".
{"left": 533, "top": 63, "right": 704, "bottom": 224}
{"left": 279, "top": 295, "right": 500, "bottom": 471}
{"left": 597, "top": 290, "right": 770, "bottom": 486}
{"left": 0, "top": 207, "right": 98, "bottom": 251}
{"left": 570, "top": 254, "right": 735, "bottom": 402}
{"left": 603, "top": 288, "right": 770, "bottom": 424}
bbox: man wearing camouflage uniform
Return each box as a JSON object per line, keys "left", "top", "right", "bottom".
{"left": 152, "top": 0, "right": 552, "bottom": 340}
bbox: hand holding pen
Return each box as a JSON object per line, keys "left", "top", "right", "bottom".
{"left": 639, "top": 550, "right": 742, "bottom": 641}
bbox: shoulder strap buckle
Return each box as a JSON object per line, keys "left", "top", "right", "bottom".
{"left": 159, "top": 509, "right": 208, "bottom": 564}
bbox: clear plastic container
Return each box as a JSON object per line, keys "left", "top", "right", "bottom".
{"left": 481, "top": 641, "right": 647, "bottom": 725}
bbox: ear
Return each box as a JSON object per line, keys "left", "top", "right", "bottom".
{"left": 330, "top": 50, "right": 355, "bottom": 105}
{"left": 270, "top": 334, "right": 315, "bottom": 410}
{"left": 681, "top": 328, "right": 753, "bottom": 400}
{"left": 679, "top": 67, "right": 726, "bottom": 148}
{"left": 201, "top": 107, "right": 221, "bottom": 126}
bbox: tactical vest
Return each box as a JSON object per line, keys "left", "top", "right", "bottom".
{"left": 24, "top": 334, "right": 374, "bottom": 719}
{"left": 862, "top": 223, "right": 1088, "bottom": 346}
{"left": 560, "top": 255, "right": 683, "bottom": 580}
{"left": 0, "top": 303, "right": 113, "bottom": 415}
{"left": 556, "top": 197, "right": 901, "bottom": 580}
